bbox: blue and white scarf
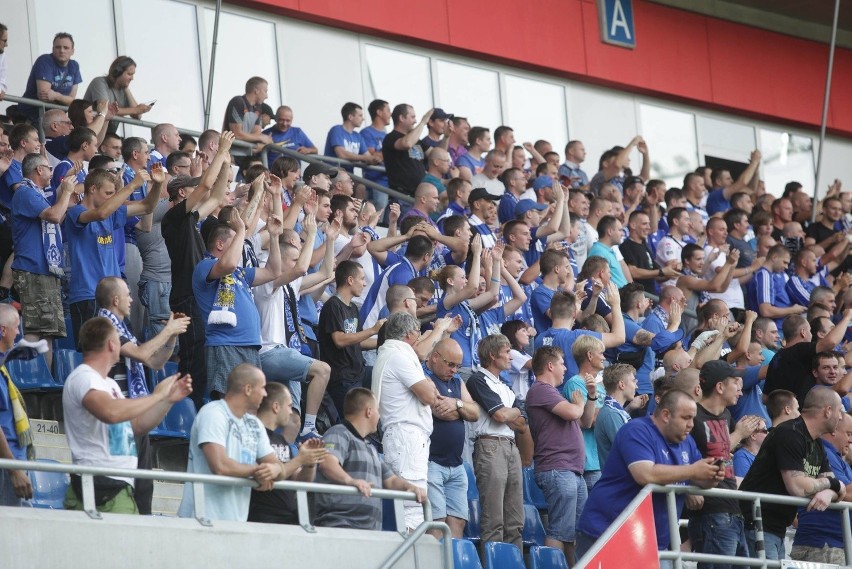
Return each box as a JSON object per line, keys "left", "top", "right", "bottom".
{"left": 650, "top": 304, "right": 669, "bottom": 328}
{"left": 683, "top": 267, "right": 711, "bottom": 304}
{"left": 204, "top": 251, "right": 251, "bottom": 326}
{"left": 603, "top": 395, "right": 631, "bottom": 425}
{"left": 98, "top": 308, "right": 149, "bottom": 398}
{"left": 20, "top": 179, "right": 63, "bottom": 277}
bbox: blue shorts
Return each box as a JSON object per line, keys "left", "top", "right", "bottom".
{"left": 535, "top": 469, "right": 587, "bottom": 542}
{"left": 260, "top": 345, "right": 314, "bottom": 411}
{"left": 427, "top": 461, "right": 469, "bottom": 521}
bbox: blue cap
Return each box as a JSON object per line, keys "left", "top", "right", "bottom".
{"left": 532, "top": 175, "right": 553, "bottom": 191}
{"left": 514, "top": 199, "right": 548, "bottom": 218}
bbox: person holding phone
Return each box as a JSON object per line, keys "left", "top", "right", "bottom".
{"left": 84, "top": 56, "right": 153, "bottom": 134}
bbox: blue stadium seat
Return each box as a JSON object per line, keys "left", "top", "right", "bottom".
{"left": 463, "top": 499, "right": 481, "bottom": 544}
{"left": 522, "top": 466, "right": 548, "bottom": 511}
{"left": 382, "top": 497, "right": 397, "bottom": 531}
{"left": 53, "top": 317, "right": 75, "bottom": 351}
{"left": 528, "top": 545, "right": 569, "bottom": 569}
{"left": 149, "top": 399, "right": 196, "bottom": 439}
{"left": 522, "top": 504, "right": 546, "bottom": 547}
{"left": 147, "top": 361, "right": 180, "bottom": 392}
{"left": 6, "top": 354, "right": 59, "bottom": 391}
{"left": 452, "top": 538, "right": 483, "bottom": 569}
{"left": 483, "top": 542, "right": 524, "bottom": 569}
{"left": 29, "top": 460, "right": 69, "bottom": 509}
{"left": 52, "top": 349, "right": 83, "bottom": 385}
{"left": 463, "top": 461, "right": 478, "bottom": 500}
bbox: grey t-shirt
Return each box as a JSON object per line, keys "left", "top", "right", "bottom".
{"left": 314, "top": 422, "right": 393, "bottom": 530}
{"left": 137, "top": 199, "right": 171, "bottom": 281}
{"left": 83, "top": 76, "right": 130, "bottom": 134}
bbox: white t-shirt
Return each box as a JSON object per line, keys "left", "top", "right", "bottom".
{"left": 62, "top": 364, "right": 138, "bottom": 484}
{"left": 470, "top": 174, "right": 505, "bottom": 197}
{"left": 704, "top": 245, "right": 744, "bottom": 309}
{"left": 334, "top": 232, "right": 375, "bottom": 305}
{"left": 255, "top": 275, "right": 304, "bottom": 354}
{"left": 508, "top": 349, "right": 532, "bottom": 401}
{"left": 373, "top": 339, "right": 433, "bottom": 434}
{"left": 656, "top": 234, "right": 687, "bottom": 288}
{"left": 178, "top": 400, "right": 273, "bottom": 522}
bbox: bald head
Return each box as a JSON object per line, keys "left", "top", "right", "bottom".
{"left": 434, "top": 338, "right": 462, "bottom": 359}
{"left": 673, "top": 368, "right": 701, "bottom": 401}
{"left": 802, "top": 385, "right": 842, "bottom": 415}
{"left": 227, "top": 363, "right": 264, "bottom": 394}
{"left": 663, "top": 346, "right": 692, "bottom": 377}
{"left": 415, "top": 183, "right": 438, "bottom": 199}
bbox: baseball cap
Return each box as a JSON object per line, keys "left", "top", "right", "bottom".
{"left": 514, "top": 199, "right": 548, "bottom": 218}
{"left": 303, "top": 162, "right": 338, "bottom": 181}
{"left": 431, "top": 108, "right": 453, "bottom": 120}
{"left": 468, "top": 188, "right": 501, "bottom": 205}
{"left": 624, "top": 175, "right": 644, "bottom": 188}
{"left": 698, "top": 360, "right": 745, "bottom": 390}
{"left": 532, "top": 175, "right": 554, "bottom": 191}
{"left": 167, "top": 175, "right": 201, "bottom": 201}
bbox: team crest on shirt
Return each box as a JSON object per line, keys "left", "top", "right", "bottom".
{"left": 681, "top": 451, "right": 689, "bottom": 463}
{"left": 542, "top": 337, "right": 553, "bottom": 347}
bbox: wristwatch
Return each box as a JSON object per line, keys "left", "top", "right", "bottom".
{"left": 455, "top": 399, "right": 464, "bottom": 410}
{"left": 95, "top": 112, "right": 105, "bottom": 118}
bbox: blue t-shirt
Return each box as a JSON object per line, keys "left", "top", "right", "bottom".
{"left": 324, "top": 125, "right": 366, "bottom": 172}
{"left": 438, "top": 295, "right": 481, "bottom": 368}
{"left": 589, "top": 241, "right": 627, "bottom": 288}
{"left": 64, "top": 204, "right": 127, "bottom": 303}
{"left": 456, "top": 153, "right": 484, "bottom": 176}
{"left": 728, "top": 365, "right": 770, "bottom": 426}
{"left": 121, "top": 166, "right": 147, "bottom": 247}
{"left": 561, "top": 374, "right": 605, "bottom": 471}
{"left": 578, "top": 416, "right": 702, "bottom": 550}
{"left": 794, "top": 439, "right": 852, "bottom": 549}
{"left": 786, "top": 275, "right": 817, "bottom": 307}
{"left": 534, "top": 328, "right": 602, "bottom": 381}
{"left": 11, "top": 184, "right": 53, "bottom": 275}
{"left": 0, "top": 160, "right": 23, "bottom": 211}
{"left": 580, "top": 280, "right": 613, "bottom": 320}
{"left": 50, "top": 160, "right": 85, "bottom": 203}
{"left": 748, "top": 268, "right": 791, "bottom": 328}
{"left": 617, "top": 314, "right": 684, "bottom": 395}
{"left": 501, "top": 283, "right": 533, "bottom": 325}
{"left": 479, "top": 303, "right": 506, "bottom": 338}
{"left": 498, "top": 193, "right": 520, "bottom": 225}
{"left": 732, "top": 447, "right": 757, "bottom": 479}
{"left": 21, "top": 54, "right": 82, "bottom": 119}
{"left": 263, "top": 125, "right": 315, "bottom": 155}
{"left": 360, "top": 257, "right": 418, "bottom": 329}
{"left": 360, "top": 126, "right": 389, "bottom": 186}
{"left": 705, "top": 189, "right": 730, "bottom": 217}
{"left": 426, "top": 366, "right": 465, "bottom": 467}
{"left": 530, "top": 285, "right": 556, "bottom": 335}
{"left": 192, "top": 258, "right": 260, "bottom": 347}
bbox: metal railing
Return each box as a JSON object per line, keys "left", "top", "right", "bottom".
{"left": 0, "top": 458, "right": 451, "bottom": 569}
{"left": 575, "top": 482, "right": 852, "bottom": 569}
{"left": 2, "top": 94, "right": 413, "bottom": 204}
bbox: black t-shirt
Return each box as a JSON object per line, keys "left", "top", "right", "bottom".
{"left": 726, "top": 236, "right": 755, "bottom": 269}
{"left": 318, "top": 295, "right": 364, "bottom": 384}
{"left": 382, "top": 130, "right": 426, "bottom": 197}
{"left": 739, "top": 416, "right": 830, "bottom": 536}
{"left": 764, "top": 342, "right": 817, "bottom": 404}
{"left": 619, "top": 238, "right": 658, "bottom": 292}
{"left": 247, "top": 428, "right": 298, "bottom": 524}
{"left": 690, "top": 403, "right": 738, "bottom": 514}
{"left": 162, "top": 199, "right": 204, "bottom": 301}
{"left": 806, "top": 222, "right": 835, "bottom": 245}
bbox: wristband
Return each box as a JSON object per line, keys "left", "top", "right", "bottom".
{"left": 587, "top": 395, "right": 598, "bottom": 401}
{"left": 491, "top": 278, "right": 500, "bottom": 283}
{"left": 829, "top": 477, "right": 842, "bottom": 494}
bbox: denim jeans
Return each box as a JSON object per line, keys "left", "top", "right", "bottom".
{"left": 695, "top": 512, "right": 747, "bottom": 569}
{"left": 138, "top": 279, "right": 171, "bottom": 342}
{"left": 535, "top": 469, "right": 587, "bottom": 542}
{"left": 746, "top": 528, "right": 785, "bottom": 561}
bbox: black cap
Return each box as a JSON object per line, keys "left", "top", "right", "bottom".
{"left": 699, "top": 360, "right": 745, "bottom": 390}
{"left": 469, "top": 187, "right": 501, "bottom": 204}
{"left": 303, "top": 162, "right": 338, "bottom": 181}
{"left": 167, "top": 175, "right": 201, "bottom": 200}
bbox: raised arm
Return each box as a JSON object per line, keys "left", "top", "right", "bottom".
{"left": 192, "top": 132, "right": 235, "bottom": 216}
{"left": 126, "top": 163, "right": 165, "bottom": 217}
{"left": 600, "top": 283, "right": 626, "bottom": 348}
{"left": 723, "top": 150, "right": 761, "bottom": 198}
{"left": 252, "top": 214, "right": 283, "bottom": 286}
{"left": 443, "top": 235, "right": 483, "bottom": 310}
{"left": 78, "top": 169, "right": 149, "bottom": 224}
{"left": 470, "top": 242, "right": 506, "bottom": 312}
{"left": 207, "top": 215, "right": 246, "bottom": 281}
{"left": 394, "top": 109, "right": 434, "bottom": 151}
{"left": 537, "top": 180, "right": 565, "bottom": 240}
{"left": 120, "top": 313, "right": 189, "bottom": 370}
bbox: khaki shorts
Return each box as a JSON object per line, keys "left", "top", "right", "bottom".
{"left": 14, "top": 271, "right": 66, "bottom": 337}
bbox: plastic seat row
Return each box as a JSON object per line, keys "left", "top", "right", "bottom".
{"left": 452, "top": 539, "right": 569, "bottom": 569}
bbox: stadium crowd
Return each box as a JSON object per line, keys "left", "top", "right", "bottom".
{"left": 3, "top": 27, "right": 852, "bottom": 566}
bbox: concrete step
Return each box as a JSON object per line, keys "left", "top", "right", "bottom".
{"left": 31, "top": 419, "right": 65, "bottom": 436}
{"left": 152, "top": 477, "right": 184, "bottom": 517}
{"left": 35, "top": 445, "right": 72, "bottom": 464}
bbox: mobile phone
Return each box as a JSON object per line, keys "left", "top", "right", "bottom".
{"left": 713, "top": 458, "right": 724, "bottom": 467}
{"left": 143, "top": 100, "right": 157, "bottom": 107}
